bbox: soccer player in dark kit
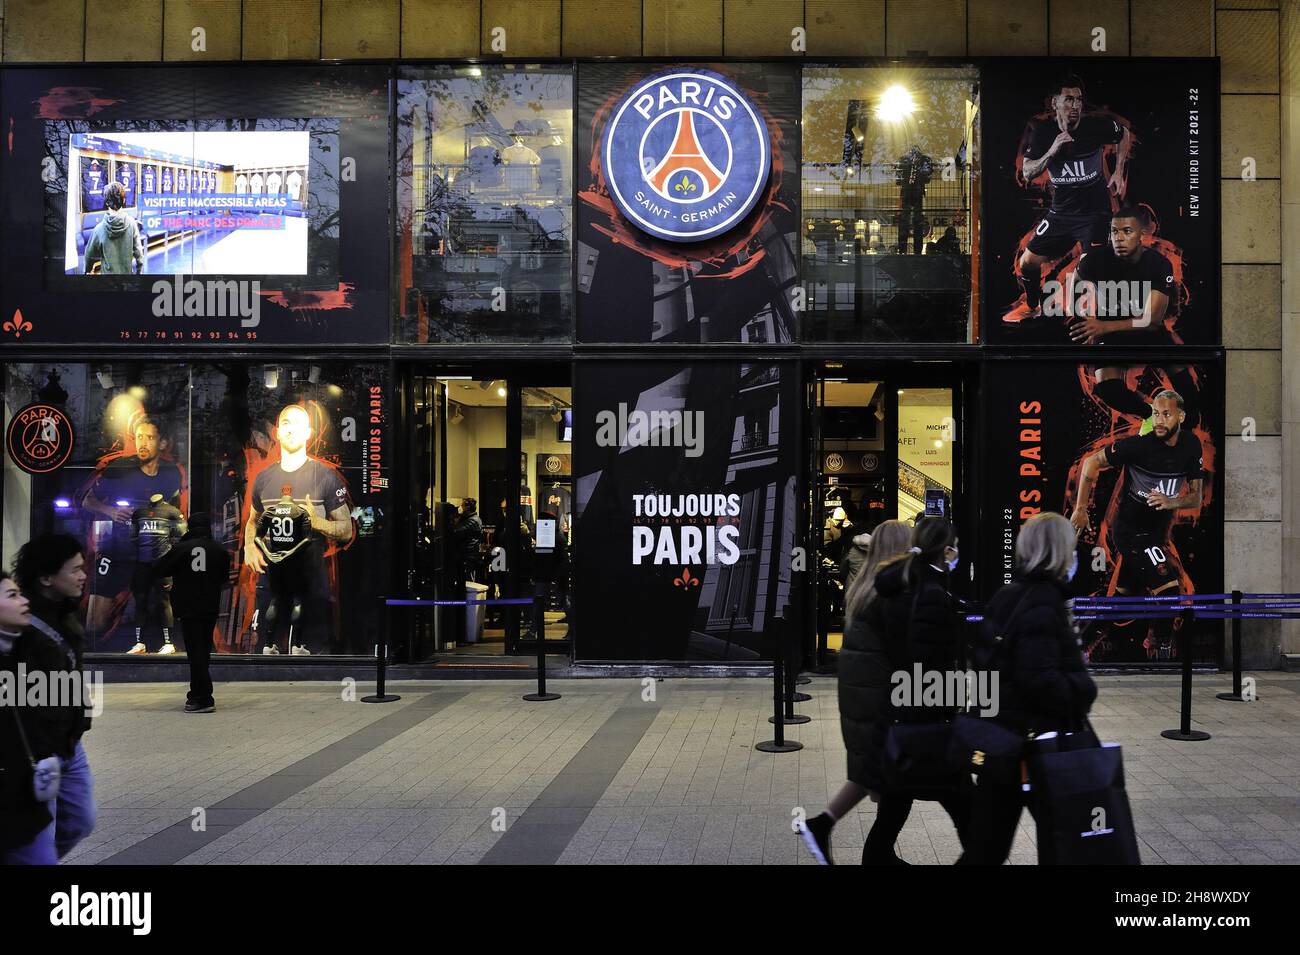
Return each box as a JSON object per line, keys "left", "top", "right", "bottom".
{"left": 80, "top": 414, "right": 186, "bottom": 640}
{"left": 242, "top": 404, "right": 354, "bottom": 655}
{"left": 1070, "top": 390, "right": 1204, "bottom": 660}
{"left": 1006, "top": 74, "right": 1133, "bottom": 324}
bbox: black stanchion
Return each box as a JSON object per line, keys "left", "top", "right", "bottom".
{"left": 1217, "top": 590, "right": 1252, "bottom": 702}
{"left": 1161, "top": 606, "right": 1210, "bottom": 741}
{"left": 362, "top": 599, "right": 401, "bottom": 703}
{"left": 757, "top": 624, "right": 802, "bottom": 753}
{"left": 771, "top": 627, "right": 811, "bottom": 725}
{"left": 523, "top": 590, "right": 560, "bottom": 702}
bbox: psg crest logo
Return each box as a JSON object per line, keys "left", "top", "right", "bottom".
{"left": 6, "top": 403, "right": 74, "bottom": 475}
{"left": 602, "top": 69, "right": 771, "bottom": 243}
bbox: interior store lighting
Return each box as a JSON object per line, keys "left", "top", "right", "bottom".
{"left": 877, "top": 85, "right": 916, "bottom": 121}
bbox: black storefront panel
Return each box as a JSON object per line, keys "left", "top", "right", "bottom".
{"left": 0, "top": 65, "right": 391, "bottom": 346}
{"left": 2, "top": 361, "right": 390, "bottom": 656}
{"left": 572, "top": 360, "right": 799, "bottom": 661}
{"left": 981, "top": 358, "right": 1223, "bottom": 666}
{"left": 982, "top": 57, "right": 1219, "bottom": 347}
{"left": 576, "top": 63, "right": 801, "bottom": 344}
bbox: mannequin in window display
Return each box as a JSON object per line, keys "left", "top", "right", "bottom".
{"left": 895, "top": 145, "right": 933, "bottom": 255}
{"left": 243, "top": 404, "right": 354, "bottom": 656}
{"left": 81, "top": 415, "right": 186, "bottom": 640}
{"left": 126, "top": 493, "right": 185, "bottom": 655}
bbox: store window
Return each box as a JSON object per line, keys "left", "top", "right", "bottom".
{"left": 395, "top": 66, "right": 575, "bottom": 343}
{"left": 802, "top": 66, "right": 979, "bottom": 342}
{"left": 409, "top": 376, "right": 571, "bottom": 659}
{"left": 2, "top": 362, "right": 389, "bottom": 656}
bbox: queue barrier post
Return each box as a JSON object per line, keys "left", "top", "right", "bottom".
{"left": 1217, "top": 590, "right": 1251, "bottom": 702}
{"left": 523, "top": 587, "right": 560, "bottom": 702}
{"left": 362, "top": 597, "right": 401, "bottom": 704}
{"left": 758, "top": 617, "right": 803, "bottom": 752}
{"left": 1161, "top": 600, "right": 1210, "bottom": 742}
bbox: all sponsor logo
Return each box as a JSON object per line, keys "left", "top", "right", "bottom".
{"left": 6, "top": 402, "right": 74, "bottom": 474}
{"left": 602, "top": 69, "right": 771, "bottom": 243}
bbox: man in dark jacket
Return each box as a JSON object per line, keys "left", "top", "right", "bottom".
{"left": 450, "top": 498, "right": 484, "bottom": 583}
{"left": 9, "top": 533, "right": 96, "bottom": 864}
{"left": 151, "top": 513, "right": 231, "bottom": 712}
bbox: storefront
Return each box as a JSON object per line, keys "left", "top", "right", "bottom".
{"left": 1, "top": 56, "right": 1224, "bottom": 670}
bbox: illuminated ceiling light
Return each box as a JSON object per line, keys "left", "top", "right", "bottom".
{"left": 264, "top": 366, "right": 281, "bottom": 389}
{"left": 496, "top": 386, "right": 507, "bottom": 398}
{"left": 54, "top": 498, "right": 72, "bottom": 509}
{"left": 326, "top": 384, "right": 343, "bottom": 397}
{"left": 877, "top": 85, "right": 915, "bottom": 122}
{"left": 128, "top": 385, "right": 147, "bottom": 400}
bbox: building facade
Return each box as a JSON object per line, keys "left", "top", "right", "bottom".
{"left": 0, "top": 0, "right": 1293, "bottom": 671}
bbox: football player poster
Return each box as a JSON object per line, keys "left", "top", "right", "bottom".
{"left": 217, "top": 363, "right": 389, "bottom": 657}
{"left": 983, "top": 359, "right": 1223, "bottom": 665}
{"left": 982, "top": 58, "right": 1218, "bottom": 347}
{"left": 576, "top": 63, "right": 800, "bottom": 344}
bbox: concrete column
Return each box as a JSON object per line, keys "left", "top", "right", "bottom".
{"left": 1282, "top": 0, "right": 1300, "bottom": 663}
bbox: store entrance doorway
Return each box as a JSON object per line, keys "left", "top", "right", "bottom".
{"left": 808, "top": 363, "right": 966, "bottom": 672}
{"left": 402, "top": 364, "right": 572, "bottom": 663}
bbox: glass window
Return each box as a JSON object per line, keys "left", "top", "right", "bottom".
{"left": 802, "top": 66, "right": 979, "bottom": 342}
{"left": 896, "top": 387, "right": 954, "bottom": 523}
{"left": 395, "top": 66, "right": 574, "bottom": 343}
{"left": 2, "top": 361, "right": 390, "bottom": 656}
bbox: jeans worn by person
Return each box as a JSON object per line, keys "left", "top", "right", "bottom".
{"left": 0, "top": 741, "right": 96, "bottom": 865}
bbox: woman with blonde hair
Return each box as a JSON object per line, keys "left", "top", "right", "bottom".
{"left": 798, "top": 518, "right": 944, "bottom": 864}
{"left": 960, "top": 511, "right": 1098, "bottom": 865}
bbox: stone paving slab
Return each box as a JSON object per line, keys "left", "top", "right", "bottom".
{"left": 59, "top": 672, "right": 1300, "bottom": 865}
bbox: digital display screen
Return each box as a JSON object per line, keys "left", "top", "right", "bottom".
{"left": 66, "top": 131, "right": 311, "bottom": 276}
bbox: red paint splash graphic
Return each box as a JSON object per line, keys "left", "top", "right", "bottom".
{"left": 579, "top": 70, "right": 788, "bottom": 276}
{"left": 7, "top": 118, "right": 13, "bottom": 155}
{"left": 34, "top": 87, "right": 123, "bottom": 119}
{"left": 261, "top": 282, "right": 356, "bottom": 313}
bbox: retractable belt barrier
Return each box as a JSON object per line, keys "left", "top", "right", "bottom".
{"left": 1057, "top": 591, "right": 1291, "bottom": 739}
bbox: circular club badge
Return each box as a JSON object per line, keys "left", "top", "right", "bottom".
{"left": 603, "top": 69, "right": 771, "bottom": 243}
{"left": 544, "top": 455, "right": 563, "bottom": 475}
{"left": 6, "top": 403, "right": 74, "bottom": 474}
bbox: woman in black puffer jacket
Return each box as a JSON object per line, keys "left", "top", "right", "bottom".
{"left": 799, "top": 518, "right": 968, "bottom": 865}
{"left": 961, "top": 512, "right": 1098, "bottom": 865}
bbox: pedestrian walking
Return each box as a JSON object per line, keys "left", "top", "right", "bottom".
{"left": 959, "top": 512, "right": 1097, "bottom": 865}
{"left": 3, "top": 534, "right": 96, "bottom": 864}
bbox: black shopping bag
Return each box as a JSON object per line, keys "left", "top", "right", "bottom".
{"left": 1026, "top": 741, "right": 1141, "bottom": 865}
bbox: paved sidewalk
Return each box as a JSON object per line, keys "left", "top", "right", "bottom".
{"left": 64, "top": 673, "right": 1300, "bottom": 865}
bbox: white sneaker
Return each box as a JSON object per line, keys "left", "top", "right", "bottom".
{"left": 127, "top": 642, "right": 147, "bottom": 655}
{"left": 156, "top": 642, "right": 176, "bottom": 655}
{"left": 289, "top": 645, "right": 311, "bottom": 656}
{"left": 262, "top": 643, "right": 280, "bottom": 655}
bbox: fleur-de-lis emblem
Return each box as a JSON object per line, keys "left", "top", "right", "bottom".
{"left": 4, "top": 309, "right": 32, "bottom": 338}
{"left": 673, "top": 174, "right": 697, "bottom": 195}
{"left": 674, "top": 566, "right": 700, "bottom": 589}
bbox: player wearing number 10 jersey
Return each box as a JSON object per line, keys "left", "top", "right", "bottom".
{"left": 1071, "top": 390, "right": 1203, "bottom": 658}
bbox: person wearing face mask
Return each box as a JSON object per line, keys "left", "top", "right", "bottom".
{"left": 0, "top": 571, "right": 58, "bottom": 858}
{"left": 855, "top": 517, "right": 968, "bottom": 864}
{"left": 960, "top": 511, "right": 1097, "bottom": 865}
{"left": 5, "top": 534, "right": 96, "bottom": 864}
